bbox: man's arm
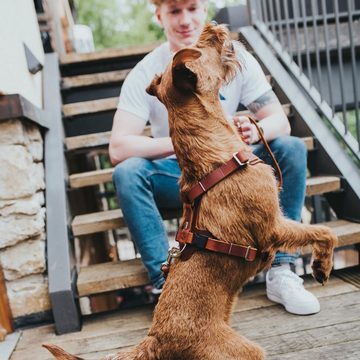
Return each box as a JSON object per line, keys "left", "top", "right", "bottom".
{"left": 109, "top": 109, "right": 174, "bottom": 166}
{"left": 234, "top": 90, "right": 291, "bottom": 145}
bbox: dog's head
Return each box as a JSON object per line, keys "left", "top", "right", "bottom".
{"left": 146, "top": 22, "right": 240, "bottom": 103}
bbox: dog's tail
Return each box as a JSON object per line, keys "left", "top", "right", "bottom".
{"left": 42, "top": 343, "right": 85, "bottom": 359}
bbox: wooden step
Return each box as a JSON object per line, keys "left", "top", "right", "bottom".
{"left": 305, "top": 175, "right": 341, "bottom": 196}
{"left": 76, "top": 220, "right": 360, "bottom": 297}
{"left": 68, "top": 147, "right": 320, "bottom": 188}
{"left": 66, "top": 124, "right": 312, "bottom": 153}
{"left": 62, "top": 97, "right": 291, "bottom": 118}
{"left": 62, "top": 69, "right": 131, "bottom": 89}
{"left": 71, "top": 176, "right": 341, "bottom": 236}
{"left": 60, "top": 43, "right": 159, "bottom": 65}
{"left": 302, "top": 219, "right": 360, "bottom": 253}
{"left": 65, "top": 127, "right": 152, "bottom": 151}
{"left": 72, "top": 208, "right": 181, "bottom": 237}
{"left": 63, "top": 97, "right": 118, "bottom": 117}
{"left": 77, "top": 258, "right": 149, "bottom": 297}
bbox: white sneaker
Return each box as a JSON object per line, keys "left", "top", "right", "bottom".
{"left": 266, "top": 267, "right": 320, "bottom": 315}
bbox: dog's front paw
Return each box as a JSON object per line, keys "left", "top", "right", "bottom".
{"left": 311, "top": 259, "right": 331, "bottom": 285}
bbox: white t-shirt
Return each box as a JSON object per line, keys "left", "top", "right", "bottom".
{"left": 118, "top": 41, "right": 271, "bottom": 139}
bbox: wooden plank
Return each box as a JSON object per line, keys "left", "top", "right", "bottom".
{"left": 0, "top": 332, "right": 21, "bottom": 357}
{"left": 0, "top": 265, "right": 13, "bottom": 338}
{"left": 60, "top": 43, "right": 159, "bottom": 65}
{"left": 303, "top": 136, "right": 314, "bottom": 150}
{"left": 68, "top": 138, "right": 316, "bottom": 188}
{"left": 72, "top": 209, "right": 125, "bottom": 236}
{"left": 16, "top": 275, "right": 355, "bottom": 350}
{"left": 63, "top": 97, "right": 291, "bottom": 118}
{"left": 263, "top": 322, "right": 360, "bottom": 359}
{"left": 77, "top": 259, "right": 149, "bottom": 297}
{"left": 69, "top": 168, "right": 114, "bottom": 188}
{"left": 317, "top": 219, "right": 360, "bottom": 248}
{"left": 62, "top": 97, "right": 118, "bottom": 117}
{"left": 10, "top": 285, "right": 360, "bottom": 359}
{"left": 0, "top": 94, "right": 49, "bottom": 128}
{"left": 72, "top": 208, "right": 181, "bottom": 236}
{"left": 305, "top": 175, "right": 341, "bottom": 196}
{"left": 65, "top": 127, "right": 152, "bottom": 151}
{"left": 62, "top": 72, "right": 269, "bottom": 91}
{"left": 335, "top": 266, "right": 360, "bottom": 288}
{"left": 62, "top": 69, "right": 131, "bottom": 89}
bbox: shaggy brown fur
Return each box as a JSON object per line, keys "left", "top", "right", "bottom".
{"left": 44, "top": 23, "right": 337, "bottom": 360}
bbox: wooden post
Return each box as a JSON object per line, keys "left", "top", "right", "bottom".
{"left": 0, "top": 265, "right": 13, "bottom": 341}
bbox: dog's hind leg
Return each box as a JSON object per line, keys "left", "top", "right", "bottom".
{"left": 195, "top": 327, "right": 265, "bottom": 360}
{"left": 273, "top": 219, "right": 337, "bottom": 284}
{"left": 104, "top": 336, "right": 161, "bottom": 360}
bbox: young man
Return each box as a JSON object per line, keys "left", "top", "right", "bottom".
{"left": 109, "top": 0, "right": 319, "bottom": 315}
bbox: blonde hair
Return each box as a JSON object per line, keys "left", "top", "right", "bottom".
{"left": 150, "top": 0, "right": 207, "bottom": 7}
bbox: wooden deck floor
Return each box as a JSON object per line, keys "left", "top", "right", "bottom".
{"left": 10, "top": 267, "right": 360, "bottom": 360}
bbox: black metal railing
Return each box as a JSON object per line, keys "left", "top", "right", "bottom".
{"left": 248, "top": 0, "right": 360, "bottom": 161}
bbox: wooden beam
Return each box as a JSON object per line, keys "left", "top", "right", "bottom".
{"left": 0, "top": 94, "right": 49, "bottom": 128}
{"left": 60, "top": 43, "right": 159, "bottom": 65}
{"left": 61, "top": 69, "right": 131, "bottom": 89}
{"left": 0, "top": 265, "right": 13, "bottom": 340}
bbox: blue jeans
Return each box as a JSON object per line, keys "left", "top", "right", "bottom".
{"left": 112, "top": 136, "right": 307, "bottom": 287}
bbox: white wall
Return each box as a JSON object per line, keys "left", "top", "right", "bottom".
{"left": 0, "top": 1, "right": 45, "bottom": 108}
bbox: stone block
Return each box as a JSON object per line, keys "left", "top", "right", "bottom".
{"left": 0, "top": 208, "right": 45, "bottom": 249}
{"left": 0, "top": 239, "right": 46, "bottom": 280}
{"left": 6, "top": 274, "right": 50, "bottom": 317}
{"left": 25, "top": 123, "right": 43, "bottom": 142}
{"left": 0, "top": 192, "right": 44, "bottom": 216}
{"left": 32, "top": 163, "right": 45, "bottom": 191}
{"left": 27, "top": 141, "right": 43, "bottom": 162}
{"left": 0, "top": 119, "right": 27, "bottom": 145}
{"left": 0, "top": 145, "right": 38, "bottom": 200}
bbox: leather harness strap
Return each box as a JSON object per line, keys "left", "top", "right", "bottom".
{"left": 186, "top": 150, "right": 263, "bottom": 203}
{"left": 176, "top": 228, "right": 257, "bottom": 261}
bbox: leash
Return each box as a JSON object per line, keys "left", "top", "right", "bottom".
{"left": 248, "top": 116, "right": 283, "bottom": 191}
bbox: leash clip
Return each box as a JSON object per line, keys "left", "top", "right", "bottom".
{"left": 160, "top": 246, "right": 187, "bottom": 276}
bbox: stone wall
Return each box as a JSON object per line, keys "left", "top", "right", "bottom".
{"left": 0, "top": 119, "right": 50, "bottom": 318}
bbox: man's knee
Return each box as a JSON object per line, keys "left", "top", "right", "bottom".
{"left": 272, "top": 136, "right": 307, "bottom": 161}
{"left": 112, "top": 157, "right": 150, "bottom": 192}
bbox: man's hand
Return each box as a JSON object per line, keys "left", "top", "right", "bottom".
{"left": 233, "top": 115, "right": 260, "bottom": 145}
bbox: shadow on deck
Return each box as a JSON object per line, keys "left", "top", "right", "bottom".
{"left": 8, "top": 266, "right": 360, "bottom": 359}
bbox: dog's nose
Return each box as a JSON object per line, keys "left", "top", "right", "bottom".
{"left": 210, "top": 20, "right": 218, "bottom": 26}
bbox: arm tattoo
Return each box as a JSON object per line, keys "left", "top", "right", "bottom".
{"left": 247, "top": 90, "right": 278, "bottom": 114}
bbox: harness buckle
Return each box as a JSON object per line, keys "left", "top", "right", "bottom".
{"left": 233, "top": 152, "right": 249, "bottom": 167}
{"left": 244, "top": 246, "right": 252, "bottom": 261}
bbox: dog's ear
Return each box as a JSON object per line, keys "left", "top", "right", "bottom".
{"left": 146, "top": 74, "right": 162, "bottom": 98}
{"left": 198, "top": 23, "right": 230, "bottom": 53}
{"left": 172, "top": 48, "right": 202, "bottom": 92}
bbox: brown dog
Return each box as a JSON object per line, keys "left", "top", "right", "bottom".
{"left": 44, "top": 23, "right": 337, "bottom": 360}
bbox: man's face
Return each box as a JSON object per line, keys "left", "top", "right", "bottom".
{"left": 156, "top": 0, "right": 208, "bottom": 52}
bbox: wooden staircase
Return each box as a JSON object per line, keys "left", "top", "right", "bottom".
{"left": 49, "top": 31, "right": 360, "bottom": 333}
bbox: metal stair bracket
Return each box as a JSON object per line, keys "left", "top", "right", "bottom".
{"left": 240, "top": 26, "right": 360, "bottom": 222}
{"left": 44, "top": 53, "right": 81, "bottom": 334}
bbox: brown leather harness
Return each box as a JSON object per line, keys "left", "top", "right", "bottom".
{"left": 160, "top": 117, "right": 283, "bottom": 276}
